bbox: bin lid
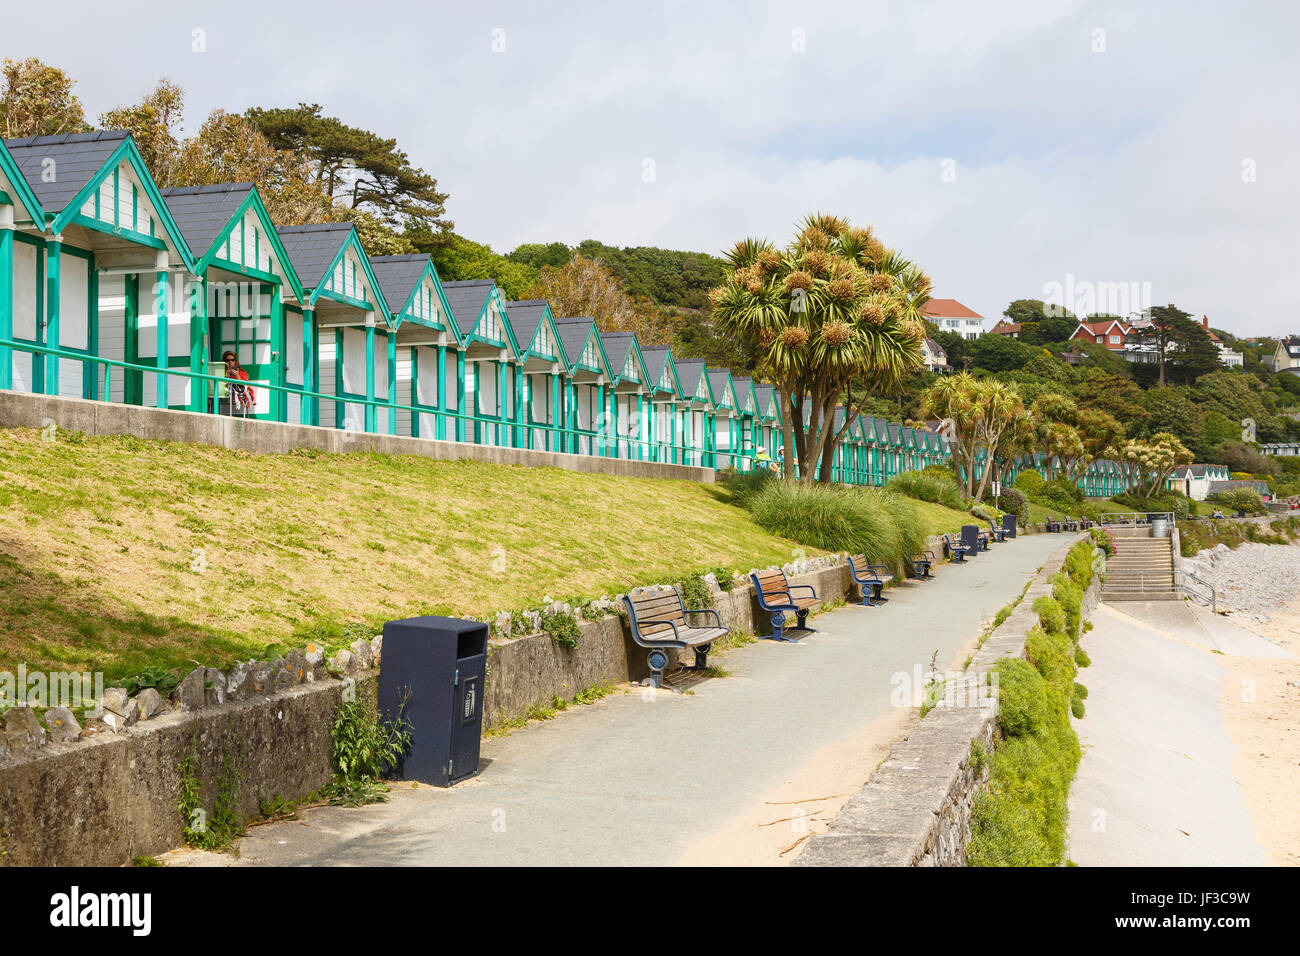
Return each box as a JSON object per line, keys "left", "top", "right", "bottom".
{"left": 382, "top": 615, "right": 488, "bottom": 661}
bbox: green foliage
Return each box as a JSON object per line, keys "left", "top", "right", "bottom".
{"left": 119, "top": 665, "right": 181, "bottom": 700}
{"left": 541, "top": 610, "right": 580, "bottom": 650}
{"left": 677, "top": 574, "right": 714, "bottom": 611}
{"left": 888, "top": 469, "right": 966, "bottom": 510}
{"left": 996, "top": 487, "right": 1030, "bottom": 524}
{"left": 426, "top": 234, "right": 539, "bottom": 300}
{"left": 1074, "top": 645, "right": 1091, "bottom": 667}
{"left": 1089, "top": 526, "right": 1115, "bottom": 557}
{"left": 1049, "top": 571, "right": 1083, "bottom": 639}
{"left": 1031, "top": 596, "right": 1066, "bottom": 637}
{"left": 969, "top": 657, "right": 1081, "bottom": 867}
{"left": 1025, "top": 626, "right": 1076, "bottom": 687}
{"left": 321, "top": 693, "right": 412, "bottom": 806}
{"left": 1014, "top": 470, "right": 1045, "bottom": 496}
{"left": 708, "top": 567, "right": 736, "bottom": 592}
{"left": 722, "top": 468, "right": 776, "bottom": 510}
{"left": 1112, "top": 490, "right": 1192, "bottom": 521}
{"left": 744, "top": 482, "right": 924, "bottom": 576}
{"left": 970, "top": 739, "right": 989, "bottom": 774}
{"left": 1218, "top": 487, "right": 1265, "bottom": 515}
{"left": 177, "top": 726, "right": 243, "bottom": 851}
{"left": 1064, "top": 540, "right": 1095, "bottom": 592}
{"left": 131, "top": 855, "right": 162, "bottom": 867}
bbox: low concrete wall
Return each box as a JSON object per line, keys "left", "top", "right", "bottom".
{"left": 482, "top": 555, "right": 867, "bottom": 725}
{"left": 0, "top": 389, "right": 714, "bottom": 484}
{"left": 794, "top": 534, "right": 1100, "bottom": 867}
{"left": 0, "top": 673, "right": 376, "bottom": 867}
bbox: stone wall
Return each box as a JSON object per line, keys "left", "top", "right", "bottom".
{"left": 0, "top": 389, "right": 713, "bottom": 484}
{"left": 0, "top": 550, "right": 877, "bottom": 866}
{"left": 794, "top": 535, "right": 1100, "bottom": 867}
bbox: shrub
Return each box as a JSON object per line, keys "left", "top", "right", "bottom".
{"left": 746, "top": 482, "right": 923, "bottom": 576}
{"left": 1014, "top": 470, "right": 1045, "bottom": 496}
{"left": 922, "top": 464, "right": 958, "bottom": 483}
{"left": 1113, "top": 491, "right": 1191, "bottom": 520}
{"left": 724, "top": 469, "right": 776, "bottom": 510}
{"left": 1219, "top": 487, "right": 1265, "bottom": 515}
{"left": 1032, "top": 595, "right": 1066, "bottom": 635}
{"left": 1026, "top": 626, "right": 1076, "bottom": 687}
{"left": 1049, "top": 571, "right": 1083, "bottom": 638}
{"left": 888, "top": 469, "right": 966, "bottom": 510}
{"left": 991, "top": 658, "right": 1049, "bottom": 738}
{"left": 1074, "top": 645, "right": 1091, "bottom": 667}
{"left": 996, "top": 487, "right": 1030, "bottom": 524}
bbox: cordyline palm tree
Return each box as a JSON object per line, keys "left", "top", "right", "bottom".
{"left": 921, "top": 373, "right": 1025, "bottom": 500}
{"left": 709, "top": 214, "right": 926, "bottom": 482}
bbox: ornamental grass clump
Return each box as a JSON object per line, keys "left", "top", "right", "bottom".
{"left": 745, "top": 481, "right": 923, "bottom": 577}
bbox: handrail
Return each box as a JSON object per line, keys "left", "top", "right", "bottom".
{"left": 0, "top": 337, "right": 756, "bottom": 469}
{"left": 1177, "top": 570, "right": 1218, "bottom": 612}
{"left": 1098, "top": 511, "right": 1175, "bottom": 526}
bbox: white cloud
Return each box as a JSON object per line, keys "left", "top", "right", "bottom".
{"left": 5, "top": 0, "right": 1298, "bottom": 334}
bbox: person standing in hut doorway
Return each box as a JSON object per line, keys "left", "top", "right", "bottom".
{"left": 222, "top": 350, "right": 256, "bottom": 417}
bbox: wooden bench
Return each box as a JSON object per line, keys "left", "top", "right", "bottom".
{"left": 985, "top": 518, "right": 1007, "bottom": 543}
{"left": 751, "top": 568, "right": 819, "bottom": 642}
{"left": 848, "top": 555, "right": 893, "bottom": 607}
{"left": 910, "top": 550, "right": 936, "bottom": 580}
{"left": 623, "top": 586, "right": 728, "bottom": 688}
{"left": 943, "top": 534, "right": 971, "bottom": 563}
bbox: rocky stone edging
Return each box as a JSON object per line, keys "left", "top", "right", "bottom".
{"left": 793, "top": 535, "right": 1099, "bottom": 867}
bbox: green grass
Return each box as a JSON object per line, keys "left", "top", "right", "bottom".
{"left": 0, "top": 427, "right": 809, "bottom": 678}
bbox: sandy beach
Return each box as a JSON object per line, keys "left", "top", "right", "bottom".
{"left": 1220, "top": 599, "right": 1300, "bottom": 866}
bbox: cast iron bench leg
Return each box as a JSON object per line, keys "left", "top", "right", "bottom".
{"left": 647, "top": 649, "right": 668, "bottom": 688}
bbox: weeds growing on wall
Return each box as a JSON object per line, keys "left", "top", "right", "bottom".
{"left": 177, "top": 724, "right": 244, "bottom": 851}
{"left": 678, "top": 573, "right": 714, "bottom": 611}
{"left": 540, "top": 610, "right": 581, "bottom": 649}
{"left": 968, "top": 539, "right": 1095, "bottom": 867}
{"left": 321, "top": 692, "right": 412, "bottom": 807}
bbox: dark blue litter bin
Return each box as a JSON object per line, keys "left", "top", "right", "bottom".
{"left": 1002, "top": 513, "right": 1017, "bottom": 539}
{"left": 378, "top": 615, "right": 488, "bottom": 787}
{"left": 961, "top": 524, "right": 982, "bottom": 556}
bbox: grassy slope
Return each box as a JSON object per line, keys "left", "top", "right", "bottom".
{"left": 0, "top": 428, "right": 808, "bottom": 677}
{"left": 0, "top": 427, "right": 976, "bottom": 679}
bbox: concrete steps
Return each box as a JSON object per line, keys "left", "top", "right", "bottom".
{"left": 1102, "top": 533, "right": 1177, "bottom": 602}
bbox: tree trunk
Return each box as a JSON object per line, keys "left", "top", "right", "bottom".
{"left": 780, "top": 389, "right": 796, "bottom": 481}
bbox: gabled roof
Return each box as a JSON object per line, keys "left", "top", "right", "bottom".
{"left": 4, "top": 130, "right": 129, "bottom": 215}
{"left": 641, "top": 346, "right": 684, "bottom": 397}
{"left": 441, "top": 279, "right": 519, "bottom": 353}
{"left": 921, "top": 297, "right": 982, "bottom": 319}
{"left": 162, "top": 182, "right": 303, "bottom": 299}
{"left": 987, "top": 321, "right": 1021, "bottom": 335}
{"left": 753, "top": 384, "right": 780, "bottom": 421}
{"left": 0, "top": 138, "right": 44, "bottom": 224}
{"left": 552, "top": 316, "right": 612, "bottom": 377}
{"left": 707, "top": 370, "right": 735, "bottom": 409}
{"left": 6, "top": 129, "right": 195, "bottom": 270}
{"left": 277, "top": 222, "right": 388, "bottom": 317}
{"left": 599, "top": 331, "right": 650, "bottom": 387}
{"left": 1075, "top": 318, "right": 1129, "bottom": 336}
{"left": 673, "top": 359, "right": 714, "bottom": 405}
{"left": 731, "top": 377, "right": 758, "bottom": 415}
{"left": 161, "top": 182, "right": 253, "bottom": 256}
{"left": 369, "top": 254, "right": 457, "bottom": 341}
{"left": 503, "top": 299, "right": 563, "bottom": 363}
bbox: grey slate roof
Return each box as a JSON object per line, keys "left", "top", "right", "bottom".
{"left": 441, "top": 279, "right": 495, "bottom": 336}
{"left": 160, "top": 183, "right": 254, "bottom": 258}
{"left": 753, "top": 383, "right": 776, "bottom": 415}
{"left": 600, "top": 332, "right": 637, "bottom": 375}
{"left": 276, "top": 223, "right": 354, "bottom": 290}
{"left": 3, "top": 130, "right": 128, "bottom": 215}
{"left": 674, "top": 360, "right": 707, "bottom": 397}
{"left": 640, "top": 346, "right": 673, "bottom": 388}
{"left": 369, "top": 255, "right": 433, "bottom": 314}
{"left": 707, "top": 370, "right": 732, "bottom": 404}
{"left": 554, "top": 317, "right": 600, "bottom": 369}
{"left": 503, "top": 300, "right": 551, "bottom": 354}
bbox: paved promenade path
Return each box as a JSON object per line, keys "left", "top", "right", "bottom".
{"left": 1068, "top": 602, "right": 1275, "bottom": 866}
{"left": 180, "top": 533, "right": 1067, "bottom": 867}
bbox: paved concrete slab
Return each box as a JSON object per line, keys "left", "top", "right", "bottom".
{"left": 1067, "top": 604, "right": 1267, "bottom": 866}
{"left": 187, "top": 534, "right": 1067, "bottom": 867}
{"left": 1108, "top": 600, "right": 1293, "bottom": 658}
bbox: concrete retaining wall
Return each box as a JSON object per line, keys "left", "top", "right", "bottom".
{"left": 0, "top": 552, "right": 877, "bottom": 866}
{"left": 794, "top": 535, "right": 1100, "bottom": 867}
{"left": 0, "top": 389, "right": 714, "bottom": 484}
{"left": 0, "top": 673, "right": 377, "bottom": 867}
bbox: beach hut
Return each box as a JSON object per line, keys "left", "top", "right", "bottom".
{"left": 503, "top": 299, "right": 567, "bottom": 451}
{"left": 440, "top": 279, "right": 522, "bottom": 447}
{"left": 599, "top": 331, "right": 653, "bottom": 460}
{"left": 3, "top": 131, "right": 194, "bottom": 405}
{"left": 672, "top": 359, "right": 716, "bottom": 468}
{"left": 553, "top": 317, "right": 614, "bottom": 457}
{"left": 369, "top": 254, "right": 458, "bottom": 439}
{"left": 640, "top": 345, "right": 686, "bottom": 464}
{"left": 275, "top": 223, "right": 389, "bottom": 432}
{"left": 161, "top": 183, "right": 303, "bottom": 420}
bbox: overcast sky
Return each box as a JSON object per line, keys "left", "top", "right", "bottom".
{"left": 6, "top": 0, "right": 1298, "bottom": 335}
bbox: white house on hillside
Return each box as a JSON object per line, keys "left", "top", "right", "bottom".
{"left": 921, "top": 298, "right": 984, "bottom": 339}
